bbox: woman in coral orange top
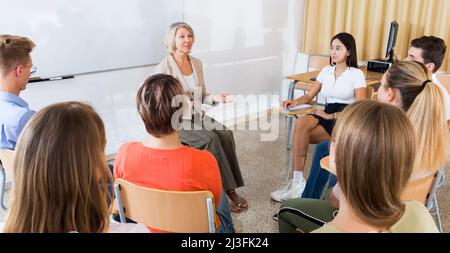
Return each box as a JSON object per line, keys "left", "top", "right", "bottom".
{"left": 114, "top": 74, "right": 234, "bottom": 233}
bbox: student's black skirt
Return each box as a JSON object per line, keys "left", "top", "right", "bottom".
{"left": 311, "top": 103, "right": 348, "bottom": 135}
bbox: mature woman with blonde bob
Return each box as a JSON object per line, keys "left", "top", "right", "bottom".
{"left": 313, "top": 100, "right": 438, "bottom": 233}
{"left": 155, "top": 22, "right": 247, "bottom": 212}
{"left": 3, "top": 102, "right": 146, "bottom": 233}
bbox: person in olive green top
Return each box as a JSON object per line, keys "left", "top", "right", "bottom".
{"left": 278, "top": 61, "right": 446, "bottom": 233}
{"left": 312, "top": 100, "right": 438, "bottom": 233}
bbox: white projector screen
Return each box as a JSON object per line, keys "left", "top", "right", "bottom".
{"left": 1, "top": 0, "right": 183, "bottom": 78}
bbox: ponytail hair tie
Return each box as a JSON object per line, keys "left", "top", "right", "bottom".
{"left": 422, "top": 80, "right": 432, "bottom": 87}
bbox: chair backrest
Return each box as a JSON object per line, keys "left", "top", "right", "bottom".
{"left": 371, "top": 92, "right": 378, "bottom": 101}
{"left": 436, "top": 72, "right": 450, "bottom": 95}
{"left": 366, "top": 86, "right": 375, "bottom": 100}
{"left": 114, "top": 178, "right": 216, "bottom": 233}
{"left": 401, "top": 170, "right": 441, "bottom": 204}
{"left": 320, "top": 155, "right": 443, "bottom": 206}
{"left": 424, "top": 169, "right": 445, "bottom": 209}
{"left": 307, "top": 54, "right": 329, "bottom": 72}
{"left": 0, "top": 149, "right": 15, "bottom": 178}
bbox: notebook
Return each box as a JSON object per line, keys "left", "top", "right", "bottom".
{"left": 273, "top": 103, "right": 315, "bottom": 115}
{"left": 285, "top": 104, "right": 313, "bottom": 112}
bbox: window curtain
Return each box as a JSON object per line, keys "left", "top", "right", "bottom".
{"left": 301, "top": 0, "right": 450, "bottom": 72}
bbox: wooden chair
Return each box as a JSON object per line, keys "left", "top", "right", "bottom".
{"left": 320, "top": 155, "right": 445, "bottom": 232}
{"left": 114, "top": 178, "right": 216, "bottom": 233}
{"left": 289, "top": 54, "right": 329, "bottom": 104}
{"left": 435, "top": 72, "right": 450, "bottom": 131}
{"left": 371, "top": 92, "right": 378, "bottom": 101}
{"left": 401, "top": 173, "right": 436, "bottom": 203}
{"left": 366, "top": 85, "right": 375, "bottom": 99}
{"left": 0, "top": 149, "right": 15, "bottom": 211}
{"left": 293, "top": 54, "right": 330, "bottom": 97}
{"left": 436, "top": 72, "right": 450, "bottom": 95}
{"left": 401, "top": 169, "right": 445, "bottom": 232}
{"left": 286, "top": 54, "right": 329, "bottom": 150}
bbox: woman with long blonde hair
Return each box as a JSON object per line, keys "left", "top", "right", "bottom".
{"left": 278, "top": 61, "right": 447, "bottom": 233}
{"left": 378, "top": 60, "right": 447, "bottom": 179}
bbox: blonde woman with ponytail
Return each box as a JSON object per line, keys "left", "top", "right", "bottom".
{"left": 378, "top": 61, "right": 448, "bottom": 179}
{"left": 313, "top": 100, "right": 438, "bottom": 233}
{"left": 278, "top": 61, "right": 447, "bottom": 233}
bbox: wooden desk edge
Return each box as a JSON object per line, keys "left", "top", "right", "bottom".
{"left": 273, "top": 108, "right": 315, "bottom": 115}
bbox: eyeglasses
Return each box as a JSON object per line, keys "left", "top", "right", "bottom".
{"left": 15, "top": 64, "right": 37, "bottom": 75}
{"left": 29, "top": 65, "right": 37, "bottom": 75}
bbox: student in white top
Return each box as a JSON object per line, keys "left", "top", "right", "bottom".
{"left": 271, "top": 33, "right": 366, "bottom": 201}
{"left": 405, "top": 35, "right": 450, "bottom": 126}
{"left": 2, "top": 102, "right": 147, "bottom": 233}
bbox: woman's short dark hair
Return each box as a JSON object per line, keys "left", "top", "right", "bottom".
{"left": 136, "top": 74, "right": 186, "bottom": 137}
{"left": 330, "top": 32, "right": 358, "bottom": 68}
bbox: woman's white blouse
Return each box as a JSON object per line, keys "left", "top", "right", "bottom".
{"left": 316, "top": 65, "right": 366, "bottom": 104}
{"left": 183, "top": 73, "right": 198, "bottom": 93}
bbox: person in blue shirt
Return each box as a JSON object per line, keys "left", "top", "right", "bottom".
{"left": 0, "top": 35, "right": 36, "bottom": 150}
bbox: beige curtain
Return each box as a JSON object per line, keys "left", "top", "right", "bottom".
{"left": 301, "top": 0, "right": 450, "bottom": 72}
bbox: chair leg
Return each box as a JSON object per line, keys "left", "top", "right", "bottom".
{"left": 283, "top": 148, "right": 293, "bottom": 184}
{"left": 433, "top": 196, "right": 443, "bottom": 232}
{"left": 287, "top": 117, "right": 293, "bottom": 150}
{"left": 206, "top": 197, "right": 216, "bottom": 233}
{"left": 113, "top": 184, "right": 127, "bottom": 223}
{"left": 0, "top": 167, "right": 7, "bottom": 211}
{"left": 286, "top": 81, "right": 296, "bottom": 150}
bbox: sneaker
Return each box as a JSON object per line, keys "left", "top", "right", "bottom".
{"left": 270, "top": 181, "right": 292, "bottom": 202}
{"left": 281, "top": 178, "right": 306, "bottom": 201}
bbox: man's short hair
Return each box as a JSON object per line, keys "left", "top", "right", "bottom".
{"left": 136, "top": 74, "right": 185, "bottom": 138}
{"left": 411, "top": 36, "right": 447, "bottom": 73}
{"left": 0, "top": 35, "right": 35, "bottom": 74}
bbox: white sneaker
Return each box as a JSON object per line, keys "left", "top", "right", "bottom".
{"left": 281, "top": 178, "right": 306, "bottom": 201}
{"left": 270, "top": 181, "right": 292, "bottom": 202}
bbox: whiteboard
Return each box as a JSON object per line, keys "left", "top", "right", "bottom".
{"left": 1, "top": 0, "right": 183, "bottom": 78}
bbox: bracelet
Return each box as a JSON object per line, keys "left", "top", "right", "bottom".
{"left": 333, "top": 113, "right": 337, "bottom": 120}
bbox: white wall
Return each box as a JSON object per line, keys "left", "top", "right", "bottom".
{"left": 21, "top": 0, "right": 304, "bottom": 155}
{"left": 3, "top": 0, "right": 183, "bottom": 78}
{"left": 22, "top": 66, "right": 151, "bottom": 156}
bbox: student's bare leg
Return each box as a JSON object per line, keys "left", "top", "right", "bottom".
{"left": 309, "top": 125, "right": 330, "bottom": 145}
{"left": 292, "top": 116, "right": 329, "bottom": 173}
